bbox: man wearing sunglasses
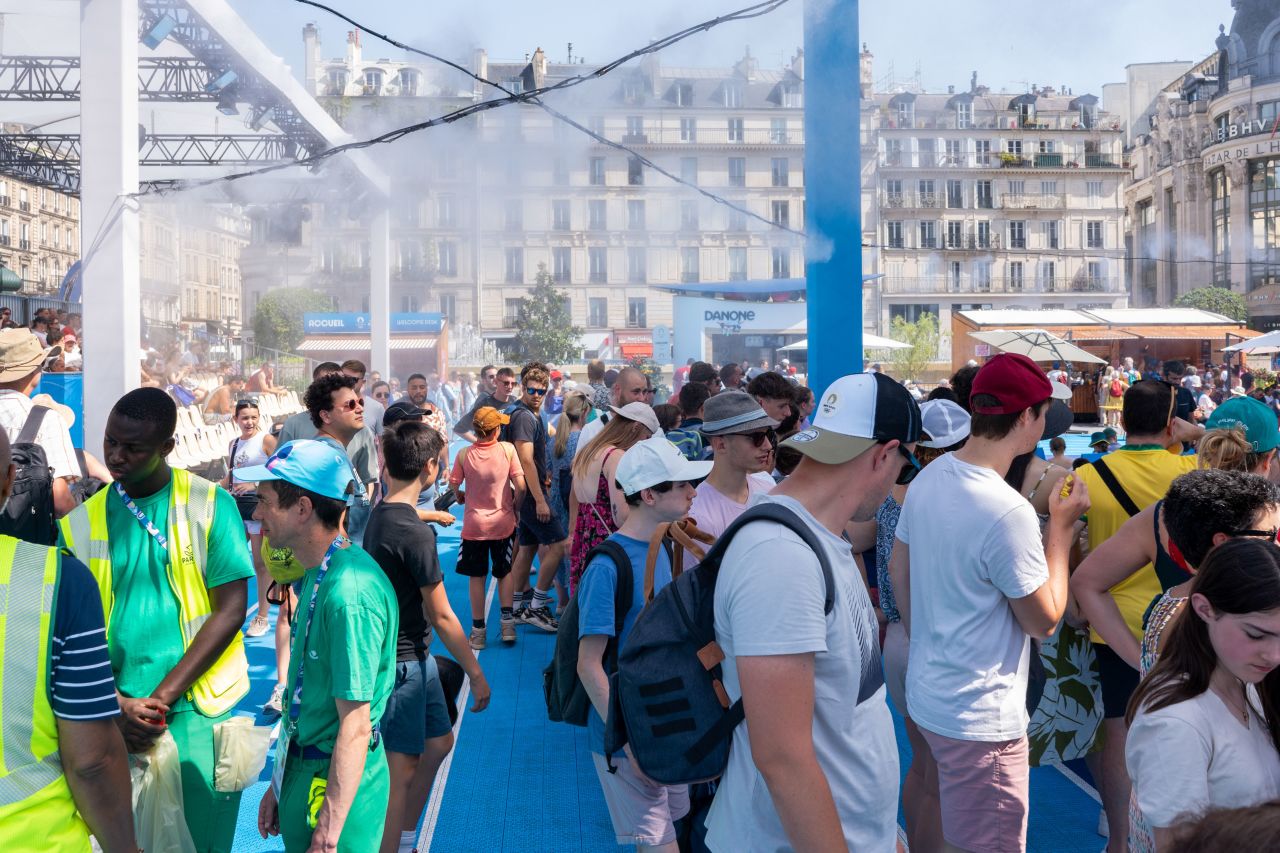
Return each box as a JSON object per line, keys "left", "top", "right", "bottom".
{"left": 888, "top": 353, "right": 1090, "bottom": 853}
{"left": 452, "top": 367, "right": 516, "bottom": 443}
{"left": 689, "top": 390, "right": 780, "bottom": 541}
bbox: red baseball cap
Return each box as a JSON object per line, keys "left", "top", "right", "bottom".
{"left": 971, "top": 353, "right": 1054, "bottom": 414}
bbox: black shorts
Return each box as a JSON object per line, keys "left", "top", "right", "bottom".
{"left": 1093, "top": 642, "right": 1140, "bottom": 719}
{"left": 516, "top": 498, "right": 568, "bottom": 546}
{"left": 456, "top": 536, "right": 515, "bottom": 579}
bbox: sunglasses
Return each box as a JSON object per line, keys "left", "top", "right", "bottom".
{"left": 896, "top": 444, "right": 922, "bottom": 486}
{"left": 499, "top": 379, "right": 517, "bottom": 387}
{"left": 735, "top": 429, "right": 778, "bottom": 449}
{"left": 334, "top": 398, "right": 363, "bottom": 412}
{"left": 525, "top": 387, "right": 548, "bottom": 397}
{"left": 374, "top": 391, "right": 389, "bottom": 399}
{"left": 1233, "top": 528, "right": 1280, "bottom": 542}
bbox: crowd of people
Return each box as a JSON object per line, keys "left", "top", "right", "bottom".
{"left": 7, "top": 325, "right": 1280, "bottom": 853}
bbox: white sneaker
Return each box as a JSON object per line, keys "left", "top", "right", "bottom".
{"left": 263, "top": 683, "right": 285, "bottom": 716}
{"left": 245, "top": 613, "right": 270, "bottom": 637}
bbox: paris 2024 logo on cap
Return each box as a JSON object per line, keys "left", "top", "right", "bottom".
{"left": 820, "top": 392, "right": 839, "bottom": 418}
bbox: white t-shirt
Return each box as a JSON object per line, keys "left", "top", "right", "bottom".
{"left": 577, "top": 413, "right": 605, "bottom": 450}
{"left": 0, "top": 389, "right": 79, "bottom": 480}
{"left": 688, "top": 472, "right": 775, "bottom": 540}
{"left": 1128, "top": 685, "right": 1280, "bottom": 829}
{"left": 706, "top": 494, "right": 899, "bottom": 852}
{"left": 895, "top": 452, "right": 1049, "bottom": 741}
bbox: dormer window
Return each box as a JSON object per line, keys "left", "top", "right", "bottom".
{"left": 724, "top": 83, "right": 743, "bottom": 109}
{"left": 326, "top": 68, "right": 349, "bottom": 95}
{"left": 780, "top": 82, "right": 802, "bottom": 108}
{"left": 505, "top": 76, "right": 524, "bottom": 94}
{"left": 957, "top": 101, "right": 973, "bottom": 129}
{"left": 1018, "top": 101, "right": 1035, "bottom": 126}
{"left": 896, "top": 101, "right": 914, "bottom": 127}
{"left": 362, "top": 68, "right": 384, "bottom": 96}
{"left": 624, "top": 78, "right": 645, "bottom": 104}
{"left": 1080, "top": 104, "right": 1098, "bottom": 129}
{"left": 674, "top": 83, "right": 694, "bottom": 107}
{"left": 397, "top": 68, "right": 420, "bottom": 97}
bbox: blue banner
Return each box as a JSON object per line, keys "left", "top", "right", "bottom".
{"left": 303, "top": 313, "right": 444, "bottom": 334}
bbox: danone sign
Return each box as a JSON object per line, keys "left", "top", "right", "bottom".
{"left": 678, "top": 297, "right": 806, "bottom": 332}
{"left": 304, "top": 313, "right": 444, "bottom": 334}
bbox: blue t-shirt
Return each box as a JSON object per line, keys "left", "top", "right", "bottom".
{"left": 576, "top": 533, "right": 673, "bottom": 752}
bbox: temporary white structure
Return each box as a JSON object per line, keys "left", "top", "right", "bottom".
{"left": 778, "top": 334, "right": 910, "bottom": 352}
{"left": 1223, "top": 329, "right": 1280, "bottom": 353}
{"left": 969, "top": 329, "right": 1106, "bottom": 365}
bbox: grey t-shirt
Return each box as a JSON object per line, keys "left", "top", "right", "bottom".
{"left": 705, "top": 493, "right": 899, "bottom": 853}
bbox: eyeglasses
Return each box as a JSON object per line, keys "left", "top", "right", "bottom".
{"left": 896, "top": 444, "right": 922, "bottom": 486}
{"left": 1233, "top": 528, "right": 1280, "bottom": 542}
{"left": 525, "top": 387, "right": 548, "bottom": 397}
{"left": 499, "top": 379, "right": 517, "bottom": 387}
{"left": 334, "top": 398, "right": 363, "bottom": 412}
{"left": 735, "top": 429, "right": 778, "bottom": 449}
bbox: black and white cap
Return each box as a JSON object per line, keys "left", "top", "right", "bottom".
{"left": 782, "top": 373, "right": 922, "bottom": 464}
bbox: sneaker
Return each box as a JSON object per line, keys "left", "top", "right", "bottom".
{"left": 263, "top": 683, "right": 285, "bottom": 716}
{"left": 245, "top": 613, "right": 270, "bottom": 637}
{"left": 525, "top": 606, "right": 559, "bottom": 633}
{"left": 513, "top": 606, "right": 531, "bottom": 624}
{"left": 469, "top": 626, "right": 487, "bottom": 651}
{"left": 500, "top": 619, "right": 517, "bottom": 643}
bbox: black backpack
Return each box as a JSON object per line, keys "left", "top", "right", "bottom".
{"left": 603, "top": 503, "right": 835, "bottom": 785}
{"left": 543, "top": 540, "right": 634, "bottom": 726}
{"left": 0, "top": 406, "right": 57, "bottom": 545}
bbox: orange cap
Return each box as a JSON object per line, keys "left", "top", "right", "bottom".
{"left": 473, "top": 406, "right": 510, "bottom": 433}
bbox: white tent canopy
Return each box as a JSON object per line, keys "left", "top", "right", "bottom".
{"left": 1223, "top": 329, "right": 1280, "bottom": 353}
{"left": 778, "top": 334, "right": 910, "bottom": 353}
{"left": 969, "top": 329, "right": 1106, "bottom": 365}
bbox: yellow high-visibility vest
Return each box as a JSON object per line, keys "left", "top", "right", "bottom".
{"left": 58, "top": 468, "right": 249, "bottom": 717}
{"left": 0, "top": 536, "right": 93, "bottom": 851}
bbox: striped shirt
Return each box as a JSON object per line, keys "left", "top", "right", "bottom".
{"left": 49, "top": 555, "right": 120, "bottom": 720}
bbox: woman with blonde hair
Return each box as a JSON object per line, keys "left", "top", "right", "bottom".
{"left": 567, "top": 403, "right": 660, "bottom": 592}
{"left": 1101, "top": 366, "right": 1128, "bottom": 429}
{"left": 547, "top": 390, "right": 592, "bottom": 605}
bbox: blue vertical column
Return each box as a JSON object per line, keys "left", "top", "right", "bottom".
{"left": 804, "top": 0, "right": 861, "bottom": 393}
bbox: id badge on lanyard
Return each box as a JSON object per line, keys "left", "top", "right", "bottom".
{"left": 271, "top": 536, "right": 346, "bottom": 799}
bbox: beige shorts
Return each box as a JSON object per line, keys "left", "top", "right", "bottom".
{"left": 921, "top": 728, "right": 1030, "bottom": 853}
{"left": 590, "top": 752, "right": 690, "bottom": 846}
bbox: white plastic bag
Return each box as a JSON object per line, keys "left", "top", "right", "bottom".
{"left": 132, "top": 731, "right": 197, "bottom": 853}
{"left": 213, "top": 715, "right": 274, "bottom": 792}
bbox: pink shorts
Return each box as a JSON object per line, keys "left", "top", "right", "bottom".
{"left": 920, "top": 728, "right": 1030, "bottom": 853}
{"left": 591, "top": 753, "right": 690, "bottom": 846}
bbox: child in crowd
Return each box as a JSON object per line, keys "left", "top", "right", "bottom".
{"left": 449, "top": 407, "right": 526, "bottom": 648}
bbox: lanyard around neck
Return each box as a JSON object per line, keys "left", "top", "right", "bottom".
{"left": 113, "top": 482, "right": 168, "bottom": 551}
{"left": 288, "top": 536, "right": 349, "bottom": 729}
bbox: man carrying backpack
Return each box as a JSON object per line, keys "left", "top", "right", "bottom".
{"left": 577, "top": 434, "right": 712, "bottom": 851}
{"left": 705, "top": 373, "right": 921, "bottom": 852}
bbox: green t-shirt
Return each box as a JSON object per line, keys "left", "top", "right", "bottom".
{"left": 60, "top": 478, "right": 254, "bottom": 714}
{"left": 284, "top": 546, "right": 398, "bottom": 753}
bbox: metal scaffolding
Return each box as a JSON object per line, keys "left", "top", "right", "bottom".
{"left": 0, "top": 56, "right": 219, "bottom": 101}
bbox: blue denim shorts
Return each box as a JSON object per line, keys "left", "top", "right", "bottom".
{"left": 381, "top": 656, "right": 453, "bottom": 754}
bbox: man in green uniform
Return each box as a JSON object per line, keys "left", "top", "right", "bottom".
{"left": 240, "top": 439, "right": 399, "bottom": 853}
{"left": 58, "top": 388, "right": 253, "bottom": 853}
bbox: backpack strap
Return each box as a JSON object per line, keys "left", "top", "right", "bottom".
{"left": 642, "top": 526, "right": 677, "bottom": 604}
{"left": 704, "top": 502, "right": 837, "bottom": 614}
{"left": 1090, "top": 457, "right": 1141, "bottom": 518}
{"left": 16, "top": 404, "right": 48, "bottom": 445}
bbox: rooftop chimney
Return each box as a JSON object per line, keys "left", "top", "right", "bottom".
{"left": 532, "top": 47, "right": 548, "bottom": 88}
{"left": 346, "top": 30, "right": 361, "bottom": 70}
{"left": 303, "top": 23, "right": 321, "bottom": 94}
{"left": 948, "top": 84, "right": 955, "bottom": 94}
{"left": 473, "top": 48, "right": 488, "bottom": 98}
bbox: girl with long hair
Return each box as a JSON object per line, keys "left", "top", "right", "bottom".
{"left": 222, "top": 398, "right": 276, "bottom": 637}
{"left": 547, "top": 390, "right": 591, "bottom": 606}
{"left": 567, "top": 410, "right": 657, "bottom": 592}
{"left": 1126, "top": 537, "right": 1280, "bottom": 850}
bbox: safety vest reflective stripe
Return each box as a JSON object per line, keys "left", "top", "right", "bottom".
{"left": 0, "top": 537, "right": 63, "bottom": 804}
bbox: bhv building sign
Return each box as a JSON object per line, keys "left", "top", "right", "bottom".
{"left": 303, "top": 312, "right": 445, "bottom": 334}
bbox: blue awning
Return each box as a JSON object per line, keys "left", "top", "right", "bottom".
{"left": 657, "top": 274, "right": 882, "bottom": 298}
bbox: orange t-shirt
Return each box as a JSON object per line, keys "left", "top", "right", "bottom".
{"left": 450, "top": 440, "right": 522, "bottom": 540}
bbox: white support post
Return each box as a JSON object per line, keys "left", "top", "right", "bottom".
{"left": 80, "top": 0, "right": 140, "bottom": 450}
{"left": 369, "top": 211, "right": 391, "bottom": 376}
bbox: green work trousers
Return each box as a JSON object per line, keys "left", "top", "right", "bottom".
{"left": 278, "top": 742, "right": 390, "bottom": 853}
{"left": 168, "top": 709, "right": 242, "bottom": 853}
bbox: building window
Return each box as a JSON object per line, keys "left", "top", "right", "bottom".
{"left": 552, "top": 247, "right": 572, "bottom": 282}
{"left": 504, "top": 200, "right": 523, "bottom": 231}
{"left": 552, "top": 156, "right": 569, "bottom": 186}
{"left": 918, "top": 138, "right": 937, "bottom": 167}
{"left": 1261, "top": 101, "right": 1280, "bottom": 126}
{"left": 771, "top": 248, "right": 791, "bottom": 278}
{"left": 1212, "top": 168, "right": 1230, "bottom": 286}
{"left": 1045, "top": 220, "right": 1060, "bottom": 250}
{"left": 946, "top": 179, "right": 964, "bottom": 209}
{"left": 1040, "top": 180, "right": 1057, "bottom": 196}
{"left": 437, "top": 239, "right": 458, "bottom": 276}
{"left": 918, "top": 179, "right": 937, "bottom": 208}
{"left": 1087, "top": 261, "right": 1104, "bottom": 286}
{"left": 780, "top": 82, "right": 802, "bottom": 109}
{"left": 674, "top": 83, "right": 694, "bottom": 107}
{"left": 1006, "top": 139, "right": 1023, "bottom": 156}
{"left": 887, "top": 221, "right": 904, "bottom": 249}
{"left": 504, "top": 297, "right": 523, "bottom": 327}
{"left": 976, "top": 221, "right": 991, "bottom": 248}
{"left": 627, "top": 297, "right": 647, "bottom": 328}
{"left": 400, "top": 293, "right": 421, "bottom": 312}
{"left": 437, "top": 195, "right": 457, "bottom": 228}
{"left": 1040, "top": 261, "right": 1056, "bottom": 290}
{"left": 975, "top": 139, "right": 992, "bottom": 166}
{"left": 588, "top": 200, "right": 607, "bottom": 231}
{"left": 628, "top": 157, "right": 644, "bottom": 186}
{"left": 681, "top": 157, "right": 698, "bottom": 183}
{"left": 728, "top": 118, "right": 745, "bottom": 143}
{"left": 896, "top": 101, "right": 914, "bottom": 127}
{"left": 1009, "top": 261, "right": 1025, "bottom": 291}
{"left": 1086, "top": 220, "right": 1104, "bottom": 249}
{"left": 771, "top": 118, "right": 788, "bottom": 144}
{"left": 590, "top": 157, "right": 606, "bottom": 186}
{"left": 945, "top": 140, "right": 964, "bottom": 167}
{"left": 326, "top": 68, "right": 349, "bottom": 95}
{"left": 1009, "top": 220, "right": 1026, "bottom": 249}
{"left": 723, "top": 84, "right": 742, "bottom": 109}
{"left": 670, "top": 200, "right": 696, "bottom": 232}
{"left": 1137, "top": 198, "right": 1158, "bottom": 304}
{"left": 681, "top": 247, "right": 700, "bottom": 282}
{"left": 623, "top": 78, "right": 644, "bottom": 103}
{"left": 771, "top": 201, "right": 789, "bottom": 228}
{"left": 1086, "top": 180, "right": 1104, "bottom": 208}
{"left": 628, "top": 248, "right": 647, "bottom": 283}
{"left": 946, "top": 221, "right": 963, "bottom": 249}
{"left": 680, "top": 117, "right": 697, "bottom": 142}
{"left": 729, "top": 247, "right": 748, "bottom": 279}
{"left": 728, "top": 202, "right": 749, "bottom": 232}
{"left": 505, "top": 248, "right": 524, "bottom": 283}
{"left": 950, "top": 261, "right": 962, "bottom": 289}
{"left": 957, "top": 101, "right": 973, "bottom": 129}
{"left": 589, "top": 297, "right": 608, "bottom": 327}
{"left": 552, "top": 200, "right": 571, "bottom": 231}
{"left": 919, "top": 221, "right": 937, "bottom": 248}
{"left": 1250, "top": 159, "right": 1280, "bottom": 293}
{"left": 884, "top": 138, "right": 904, "bottom": 166}
{"left": 772, "top": 158, "right": 789, "bottom": 187}
{"left": 627, "top": 200, "right": 646, "bottom": 231}
{"left": 976, "top": 180, "right": 993, "bottom": 209}
{"left": 589, "top": 247, "right": 608, "bottom": 283}
{"left": 728, "top": 157, "right": 746, "bottom": 187}
{"left": 626, "top": 116, "right": 645, "bottom": 140}
{"left": 588, "top": 116, "right": 605, "bottom": 137}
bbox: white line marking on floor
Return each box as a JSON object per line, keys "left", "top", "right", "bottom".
{"left": 418, "top": 573, "right": 497, "bottom": 853}
{"left": 1050, "top": 760, "right": 1103, "bottom": 805}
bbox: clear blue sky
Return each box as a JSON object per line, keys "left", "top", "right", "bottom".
{"left": 222, "top": 0, "right": 1233, "bottom": 97}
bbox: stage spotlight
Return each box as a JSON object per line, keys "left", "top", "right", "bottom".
{"left": 140, "top": 15, "right": 177, "bottom": 50}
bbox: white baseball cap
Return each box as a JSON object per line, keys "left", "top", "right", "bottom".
{"left": 1050, "top": 380, "right": 1073, "bottom": 401}
{"left": 918, "top": 399, "right": 971, "bottom": 449}
{"left": 782, "top": 373, "right": 922, "bottom": 464}
{"left": 615, "top": 435, "right": 713, "bottom": 495}
{"left": 610, "top": 402, "right": 661, "bottom": 435}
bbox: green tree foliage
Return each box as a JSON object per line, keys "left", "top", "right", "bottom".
{"left": 510, "top": 263, "right": 584, "bottom": 364}
{"left": 1174, "top": 286, "right": 1248, "bottom": 322}
{"left": 252, "top": 288, "right": 335, "bottom": 353}
{"left": 887, "top": 313, "right": 940, "bottom": 380}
